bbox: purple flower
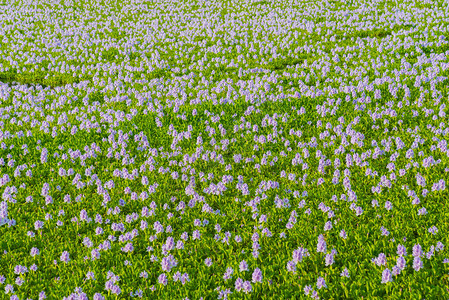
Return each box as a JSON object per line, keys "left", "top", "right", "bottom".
{"left": 316, "top": 276, "right": 326, "bottom": 289}
{"left": 304, "top": 285, "right": 312, "bottom": 296}
{"left": 397, "top": 244, "right": 407, "bottom": 256}
{"left": 418, "top": 207, "right": 427, "bottom": 215}
{"left": 416, "top": 173, "right": 426, "bottom": 187}
{"left": 139, "top": 191, "right": 148, "bottom": 201}
{"left": 242, "top": 281, "right": 252, "bottom": 294}
{"left": 223, "top": 267, "right": 233, "bottom": 281}
{"left": 180, "top": 273, "right": 189, "bottom": 285}
{"left": 397, "top": 256, "right": 406, "bottom": 270}
{"left": 436, "top": 242, "right": 444, "bottom": 252}
{"left": 381, "top": 268, "right": 393, "bottom": 283}
{"left": 374, "top": 89, "right": 381, "bottom": 99}
{"left": 292, "top": 248, "right": 305, "bottom": 264}
{"left": 176, "top": 240, "right": 184, "bottom": 250}
{"left": 251, "top": 232, "right": 260, "bottom": 243}
{"left": 251, "top": 268, "right": 263, "bottom": 283}
{"left": 375, "top": 253, "right": 387, "bottom": 266}
{"left": 431, "top": 182, "right": 440, "bottom": 192}
{"left": 317, "top": 234, "right": 327, "bottom": 253}
{"left": 121, "top": 242, "right": 134, "bottom": 253}
{"left": 391, "top": 265, "right": 401, "bottom": 276}
{"left": 60, "top": 251, "right": 70, "bottom": 263}
{"left": 173, "top": 271, "right": 181, "bottom": 282}
{"left": 161, "top": 256, "right": 175, "bottom": 272}
{"left": 413, "top": 256, "right": 423, "bottom": 271}
{"left": 34, "top": 220, "right": 44, "bottom": 230}
{"left": 324, "top": 221, "right": 332, "bottom": 231}
{"left": 204, "top": 258, "right": 213, "bottom": 267}
{"left": 83, "top": 237, "right": 93, "bottom": 248}
{"left": 5, "top": 284, "right": 14, "bottom": 294}
{"left": 39, "top": 291, "right": 46, "bottom": 300}
{"left": 91, "top": 249, "right": 100, "bottom": 260}
{"left": 164, "top": 236, "right": 175, "bottom": 251}
{"left": 439, "top": 179, "right": 446, "bottom": 191}
{"left": 412, "top": 244, "right": 422, "bottom": 257}
{"left": 325, "top": 253, "right": 335, "bottom": 266}
{"left": 133, "top": 289, "right": 143, "bottom": 298}
{"left": 428, "top": 226, "right": 438, "bottom": 235}
{"left": 30, "top": 247, "right": 40, "bottom": 257}
{"left": 286, "top": 260, "right": 297, "bottom": 273}
{"left": 340, "top": 267, "right": 350, "bottom": 278}
{"left": 235, "top": 278, "right": 244, "bottom": 292}
{"left": 14, "top": 265, "right": 28, "bottom": 275}
{"left": 140, "top": 271, "right": 148, "bottom": 279}
{"left": 80, "top": 209, "right": 89, "bottom": 221}
{"left": 141, "top": 176, "right": 149, "bottom": 185}
{"left": 426, "top": 246, "right": 435, "bottom": 259}
{"left": 239, "top": 260, "right": 248, "bottom": 272}
{"left": 192, "top": 230, "right": 201, "bottom": 240}
{"left": 421, "top": 189, "right": 428, "bottom": 197}
{"left": 158, "top": 273, "right": 167, "bottom": 286}
{"left": 111, "top": 285, "right": 121, "bottom": 295}
{"left": 93, "top": 293, "right": 105, "bottom": 300}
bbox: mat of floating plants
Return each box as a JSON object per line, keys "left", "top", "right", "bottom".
{"left": 0, "top": 0, "right": 449, "bottom": 299}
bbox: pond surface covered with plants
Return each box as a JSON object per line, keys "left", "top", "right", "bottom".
{"left": 0, "top": 0, "right": 449, "bottom": 299}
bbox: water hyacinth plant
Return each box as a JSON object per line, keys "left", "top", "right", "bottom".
{"left": 1, "top": 0, "right": 449, "bottom": 299}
